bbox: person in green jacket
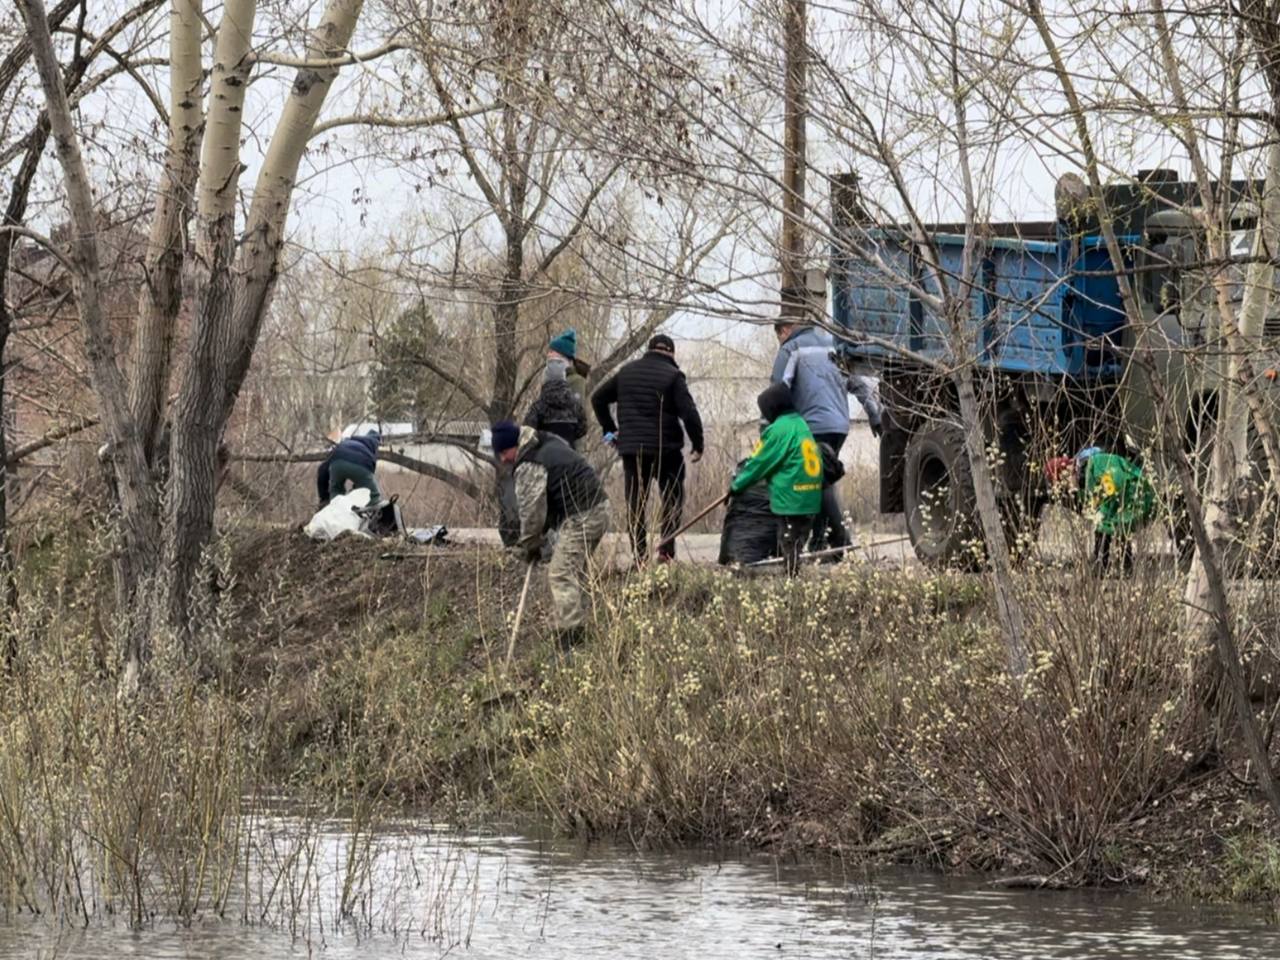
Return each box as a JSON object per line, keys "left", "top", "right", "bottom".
{"left": 729, "top": 382, "right": 824, "bottom": 575}
{"left": 1045, "top": 446, "right": 1157, "bottom": 573}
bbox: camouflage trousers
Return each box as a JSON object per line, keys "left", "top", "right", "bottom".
{"left": 547, "top": 501, "right": 609, "bottom": 631}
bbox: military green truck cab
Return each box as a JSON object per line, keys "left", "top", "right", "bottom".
{"left": 1122, "top": 207, "right": 1229, "bottom": 449}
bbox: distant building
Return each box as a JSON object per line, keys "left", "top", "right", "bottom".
{"left": 336, "top": 421, "right": 415, "bottom": 440}
{"left": 678, "top": 339, "right": 879, "bottom": 472}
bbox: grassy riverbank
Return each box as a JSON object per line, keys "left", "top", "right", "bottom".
{"left": 4, "top": 520, "right": 1280, "bottom": 919}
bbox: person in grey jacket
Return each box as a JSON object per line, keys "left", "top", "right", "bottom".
{"left": 771, "top": 321, "right": 859, "bottom": 552}
{"left": 847, "top": 375, "right": 883, "bottom": 436}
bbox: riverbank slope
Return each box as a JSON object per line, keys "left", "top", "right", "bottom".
{"left": 7, "top": 521, "right": 1280, "bottom": 910}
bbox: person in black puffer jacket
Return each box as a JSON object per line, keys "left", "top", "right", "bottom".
{"left": 591, "top": 334, "right": 704, "bottom": 564}
{"left": 317, "top": 431, "right": 381, "bottom": 506}
{"left": 524, "top": 359, "right": 588, "bottom": 449}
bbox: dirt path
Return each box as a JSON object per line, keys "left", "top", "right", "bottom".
{"left": 444, "top": 527, "right": 916, "bottom": 570}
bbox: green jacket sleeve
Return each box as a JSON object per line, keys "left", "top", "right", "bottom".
{"left": 731, "top": 424, "right": 787, "bottom": 494}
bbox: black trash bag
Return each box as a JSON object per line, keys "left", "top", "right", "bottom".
{"left": 498, "top": 472, "right": 520, "bottom": 547}
{"left": 356, "top": 495, "right": 405, "bottom": 538}
{"left": 719, "top": 461, "right": 777, "bottom": 565}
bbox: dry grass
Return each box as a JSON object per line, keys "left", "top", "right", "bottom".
{"left": 5, "top": 514, "right": 1280, "bottom": 917}
{"left": 505, "top": 561, "right": 1214, "bottom": 881}
{"left": 0, "top": 521, "right": 495, "bottom": 930}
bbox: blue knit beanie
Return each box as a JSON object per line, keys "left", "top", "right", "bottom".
{"left": 491, "top": 420, "right": 521, "bottom": 453}
{"left": 548, "top": 329, "right": 577, "bottom": 359}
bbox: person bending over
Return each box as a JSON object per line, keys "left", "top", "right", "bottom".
{"left": 729, "top": 383, "right": 823, "bottom": 576}
{"left": 492, "top": 420, "right": 609, "bottom": 650}
{"left": 1045, "top": 446, "right": 1157, "bottom": 573}
{"left": 317, "top": 431, "right": 381, "bottom": 507}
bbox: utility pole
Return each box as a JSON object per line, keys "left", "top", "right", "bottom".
{"left": 779, "top": 0, "right": 809, "bottom": 321}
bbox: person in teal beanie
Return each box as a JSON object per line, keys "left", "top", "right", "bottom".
{"left": 547, "top": 329, "right": 590, "bottom": 405}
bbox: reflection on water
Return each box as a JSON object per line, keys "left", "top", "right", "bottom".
{"left": 4, "top": 822, "right": 1278, "bottom": 959}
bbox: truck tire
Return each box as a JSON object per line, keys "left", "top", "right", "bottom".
{"left": 902, "top": 425, "right": 981, "bottom": 568}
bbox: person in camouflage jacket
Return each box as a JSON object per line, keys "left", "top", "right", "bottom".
{"left": 492, "top": 420, "right": 608, "bottom": 651}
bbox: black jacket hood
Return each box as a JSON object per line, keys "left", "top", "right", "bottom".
{"left": 757, "top": 382, "right": 796, "bottom": 423}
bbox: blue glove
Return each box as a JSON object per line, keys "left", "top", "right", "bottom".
{"left": 603, "top": 431, "right": 618, "bottom": 446}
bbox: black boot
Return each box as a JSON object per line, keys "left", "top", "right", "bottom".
{"left": 556, "top": 626, "right": 586, "bottom": 655}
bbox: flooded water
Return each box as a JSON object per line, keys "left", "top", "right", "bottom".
{"left": 5, "top": 821, "right": 1279, "bottom": 959}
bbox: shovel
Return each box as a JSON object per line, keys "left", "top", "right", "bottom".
{"left": 504, "top": 562, "right": 535, "bottom": 668}
{"left": 654, "top": 492, "right": 730, "bottom": 558}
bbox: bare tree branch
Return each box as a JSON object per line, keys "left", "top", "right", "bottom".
{"left": 233, "top": 447, "right": 487, "bottom": 501}
{"left": 309, "top": 102, "right": 497, "bottom": 139}
{"left": 0, "top": 225, "right": 73, "bottom": 272}
{"left": 532, "top": 159, "right": 623, "bottom": 280}
{"left": 5, "top": 415, "right": 99, "bottom": 467}
{"left": 0, "top": 0, "right": 78, "bottom": 101}
{"left": 250, "top": 38, "right": 406, "bottom": 69}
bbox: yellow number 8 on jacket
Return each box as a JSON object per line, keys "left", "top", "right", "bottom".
{"left": 801, "top": 438, "right": 822, "bottom": 478}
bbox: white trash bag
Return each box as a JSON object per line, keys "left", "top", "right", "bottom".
{"left": 304, "top": 488, "right": 373, "bottom": 541}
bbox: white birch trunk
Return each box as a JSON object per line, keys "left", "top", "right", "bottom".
{"left": 128, "top": 0, "right": 205, "bottom": 459}
{"left": 1221, "top": 141, "right": 1280, "bottom": 484}
{"left": 15, "top": 0, "right": 161, "bottom": 681}
{"left": 1181, "top": 141, "right": 1280, "bottom": 697}
{"left": 162, "top": 0, "right": 258, "bottom": 636}
{"left": 222, "top": 0, "right": 366, "bottom": 416}
{"left": 166, "top": 0, "right": 364, "bottom": 636}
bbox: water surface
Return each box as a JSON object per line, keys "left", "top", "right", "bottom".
{"left": 5, "top": 823, "right": 1277, "bottom": 959}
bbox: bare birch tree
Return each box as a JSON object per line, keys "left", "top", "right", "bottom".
{"left": 14, "top": 0, "right": 411, "bottom": 679}
{"left": 0, "top": 0, "right": 165, "bottom": 621}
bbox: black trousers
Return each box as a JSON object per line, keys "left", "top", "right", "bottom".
{"left": 777, "top": 514, "right": 815, "bottom": 577}
{"left": 622, "top": 450, "right": 685, "bottom": 562}
{"left": 810, "top": 431, "right": 849, "bottom": 551}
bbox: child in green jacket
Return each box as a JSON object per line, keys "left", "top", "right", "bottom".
{"left": 1045, "top": 446, "right": 1157, "bottom": 573}
{"left": 730, "top": 382, "right": 824, "bottom": 575}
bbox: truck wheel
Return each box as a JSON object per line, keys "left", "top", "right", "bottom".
{"left": 903, "top": 426, "right": 980, "bottom": 568}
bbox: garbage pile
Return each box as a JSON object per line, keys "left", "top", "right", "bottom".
{"left": 304, "top": 490, "right": 448, "bottom": 547}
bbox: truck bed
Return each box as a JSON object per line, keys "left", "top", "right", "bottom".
{"left": 831, "top": 227, "right": 1129, "bottom": 380}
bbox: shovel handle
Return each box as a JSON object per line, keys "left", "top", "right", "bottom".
{"left": 505, "top": 562, "right": 536, "bottom": 668}
{"left": 655, "top": 492, "right": 730, "bottom": 552}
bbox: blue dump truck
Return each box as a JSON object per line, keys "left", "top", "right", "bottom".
{"left": 829, "top": 170, "right": 1273, "bottom": 565}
